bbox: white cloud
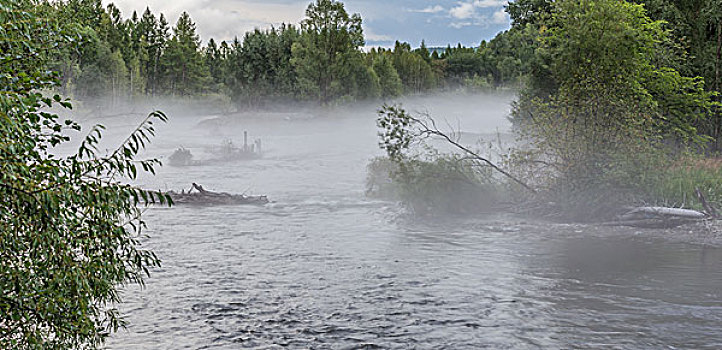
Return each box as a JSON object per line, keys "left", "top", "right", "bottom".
{"left": 363, "top": 27, "right": 399, "bottom": 52}
{"left": 473, "top": 0, "right": 507, "bottom": 8}
{"left": 449, "top": 2, "right": 475, "bottom": 19}
{"left": 101, "top": 0, "right": 512, "bottom": 46}
{"left": 447, "top": 1, "right": 509, "bottom": 29}
{"left": 364, "top": 27, "right": 393, "bottom": 42}
{"left": 410, "top": 5, "right": 445, "bottom": 14}
{"left": 102, "top": 0, "right": 306, "bottom": 42}
{"left": 450, "top": 21, "right": 473, "bottom": 29}
{"left": 491, "top": 8, "right": 509, "bottom": 24}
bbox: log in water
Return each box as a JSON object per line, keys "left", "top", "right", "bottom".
{"left": 167, "top": 183, "right": 269, "bottom": 206}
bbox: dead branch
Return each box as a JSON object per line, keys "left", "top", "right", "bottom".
{"left": 411, "top": 113, "right": 536, "bottom": 193}
{"left": 696, "top": 188, "right": 719, "bottom": 218}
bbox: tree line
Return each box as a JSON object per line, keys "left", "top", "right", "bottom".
{"left": 45, "top": 0, "right": 534, "bottom": 108}
{"left": 36, "top": 0, "right": 722, "bottom": 151}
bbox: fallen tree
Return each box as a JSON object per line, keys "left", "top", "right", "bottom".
{"left": 167, "top": 183, "right": 269, "bottom": 206}
{"left": 601, "top": 206, "right": 709, "bottom": 228}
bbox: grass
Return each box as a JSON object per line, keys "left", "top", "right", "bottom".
{"left": 651, "top": 157, "right": 722, "bottom": 211}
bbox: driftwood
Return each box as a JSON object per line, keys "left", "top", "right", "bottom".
{"left": 217, "top": 136, "right": 262, "bottom": 161}
{"left": 168, "top": 147, "right": 198, "bottom": 166}
{"left": 167, "top": 183, "right": 269, "bottom": 206}
{"left": 696, "top": 188, "right": 719, "bottom": 219}
{"left": 602, "top": 206, "right": 709, "bottom": 228}
{"left": 619, "top": 207, "right": 707, "bottom": 220}
{"left": 167, "top": 132, "right": 263, "bottom": 167}
{"left": 601, "top": 218, "right": 699, "bottom": 229}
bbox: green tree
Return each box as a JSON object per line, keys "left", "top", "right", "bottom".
{"left": 336, "top": 50, "right": 379, "bottom": 100}
{"left": 229, "top": 25, "right": 300, "bottom": 107}
{"left": 161, "top": 11, "right": 209, "bottom": 96}
{"left": 291, "top": 0, "right": 364, "bottom": 104}
{"left": 149, "top": 13, "right": 171, "bottom": 96}
{"left": 392, "top": 42, "right": 435, "bottom": 93}
{"left": 126, "top": 54, "right": 145, "bottom": 97}
{"left": 74, "top": 28, "right": 129, "bottom": 103}
{"left": 513, "top": 0, "right": 712, "bottom": 217}
{"left": 636, "top": 0, "right": 722, "bottom": 150}
{"left": 373, "top": 55, "right": 403, "bottom": 98}
{"left": 204, "top": 39, "right": 221, "bottom": 81}
{"left": 414, "top": 40, "right": 432, "bottom": 64}
{"left": 1, "top": 1, "right": 169, "bottom": 348}
{"left": 506, "top": 0, "right": 553, "bottom": 26}
{"left": 482, "top": 25, "right": 538, "bottom": 87}
{"left": 444, "top": 51, "right": 484, "bottom": 86}
{"left": 541, "top": 0, "right": 710, "bottom": 139}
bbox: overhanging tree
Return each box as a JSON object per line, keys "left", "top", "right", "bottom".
{"left": 1, "top": 2, "right": 169, "bottom": 348}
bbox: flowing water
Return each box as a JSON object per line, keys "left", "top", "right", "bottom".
{"left": 105, "top": 94, "right": 722, "bottom": 349}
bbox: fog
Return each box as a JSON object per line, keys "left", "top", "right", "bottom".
{"left": 62, "top": 93, "right": 722, "bottom": 349}
{"left": 60, "top": 92, "right": 516, "bottom": 193}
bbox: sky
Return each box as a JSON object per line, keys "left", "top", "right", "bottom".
{"left": 101, "top": 0, "right": 512, "bottom": 48}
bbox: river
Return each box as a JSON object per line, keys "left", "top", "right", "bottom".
{"left": 105, "top": 94, "right": 722, "bottom": 349}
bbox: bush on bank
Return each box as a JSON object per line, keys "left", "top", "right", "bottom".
{"left": 368, "top": 0, "right": 719, "bottom": 221}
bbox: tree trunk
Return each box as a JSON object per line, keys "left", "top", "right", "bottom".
{"left": 714, "top": 21, "right": 722, "bottom": 93}
{"left": 61, "top": 60, "right": 73, "bottom": 96}
{"left": 129, "top": 68, "right": 134, "bottom": 100}
{"left": 714, "top": 21, "right": 722, "bottom": 151}
{"left": 153, "top": 53, "right": 159, "bottom": 97}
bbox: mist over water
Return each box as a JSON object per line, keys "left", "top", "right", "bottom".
{"left": 100, "top": 93, "right": 722, "bottom": 349}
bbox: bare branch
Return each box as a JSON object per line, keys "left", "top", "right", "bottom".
{"left": 408, "top": 113, "right": 537, "bottom": 193}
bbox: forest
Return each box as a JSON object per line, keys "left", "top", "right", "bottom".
{"left": 2, "top": 0, "right": 722, "bottom": 348}
{"left": 42, "top": 0, "right": 532, "bottom": 106}
{"left": 32, "top": 0, "right": 722, "bottom": 150}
